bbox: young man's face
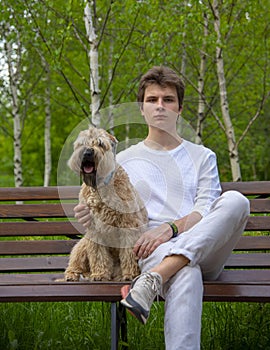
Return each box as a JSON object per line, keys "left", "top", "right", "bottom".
{"left": 141, "top": 83, "right": 181, "bottom": 131}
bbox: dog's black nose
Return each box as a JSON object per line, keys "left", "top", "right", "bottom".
{"left": 84, "top": 148, "right": 94, "bottom": 157}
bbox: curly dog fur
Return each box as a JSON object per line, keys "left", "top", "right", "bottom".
{"left": 64, "top": 125, "right": 148, "bottom": 281}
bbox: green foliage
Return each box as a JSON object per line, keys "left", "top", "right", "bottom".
{"left": 0, "top": 0, "right": 269, "bottom": 185}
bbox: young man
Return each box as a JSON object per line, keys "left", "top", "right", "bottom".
{"left": 75, "top": 66, "right": 250, "bottom": 349}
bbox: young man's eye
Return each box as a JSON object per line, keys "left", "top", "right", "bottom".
{"left": 146, "top": 98, "right": 156, "bottom": 103}
{"left": 164, "top": 98, "right": 175, "bottom": 103}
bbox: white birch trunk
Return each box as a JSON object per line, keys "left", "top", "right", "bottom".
{"left": 108, "top": 36, "right": 114, "bottom": 134}
{"left": 84, "top": 2, "right": 100, "bottom": 127}
{"left": 213, "top": 0, "right": 241, "bottom": 181}
{"left": 181, "top": 27, "right": 187, "bottom": 77}
{"left": 6, "top": 40, "right": 23, "bottom": 187}
{"left": 43, "top": 63, "right": 51, "bottom": 187}
{"left": 180, "top": 13, "right": 187, "bottom": 77}
{"left": 195, "top": 12, "right": 208, "bottom": 145}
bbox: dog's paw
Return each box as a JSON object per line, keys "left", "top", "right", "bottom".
{"left": 90, "top": 273, "right": 111, "bottom": 281}
{"left": 55, "top": 278, "right": 65, "bottom": 282}
{"left": 81, "top": 272, "right": 92, "bottom": 280}
{"left": 64, "top": 272, "right": 80, "bottom": 282}
{"left": 112, "top": 274, "right": 122, "bottom": 281}
{"left": 121, "top": 274, "right": 137, "bottom": 281}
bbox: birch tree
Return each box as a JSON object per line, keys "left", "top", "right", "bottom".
{"left": 4, "top": 26, "right": 23, "bottom": 187}
{"left": 84, "top": 1, "right": 100, "bottom": 126}
{"left": 195, "top": 12, "right": 208, "bottom": 145}
{"left": 180, "top": 1, "right": 188, "bottom": 77}
{"left": 43, "top": 58, "right": 52, "bottom": 187}
{"left": 212, "top": 0, "right": 241, "bottom": 181}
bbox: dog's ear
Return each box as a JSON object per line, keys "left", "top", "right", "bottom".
{"left": 97, "top": 137, "right": 105, "bottom": 148}
{"left": 107, "top": 133, "right": 118, "bottom": 156}
{"left": 74, "top": 130, "right": 88, "bottom": 149}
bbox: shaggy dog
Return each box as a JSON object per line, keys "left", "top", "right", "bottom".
{"left": 64, "top": 125, "right": 148, "bottom": 281}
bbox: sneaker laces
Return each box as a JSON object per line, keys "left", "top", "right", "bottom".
{"left": 133, "top": 272, "right": 162, "bottom": 303}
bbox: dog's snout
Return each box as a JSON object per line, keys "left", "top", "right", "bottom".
{"left": 84, "top": 148, "right": 94, "bottom": 156}
{"left": 84, "top": 148, "right": 94, "bottom": 157}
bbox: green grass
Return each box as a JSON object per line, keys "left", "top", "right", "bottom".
{"left": 201, "top": 302, "right": 270, "bottom": 350}
{"left": 0, "top": 301, "right": 270, "bottom": 349}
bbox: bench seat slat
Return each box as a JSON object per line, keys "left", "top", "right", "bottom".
{"left": 0, "top": 284, "right": 123, "bottom": 302}
{"left": 0, "top": 280, "right": 269, "bottom": 303}
{"left": 203, "top": 284, "right": 270, "bottom": 302}
{"left": 1, "top": 270, "right": 270, "bottom": 285}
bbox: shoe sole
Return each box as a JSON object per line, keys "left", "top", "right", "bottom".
{"left": 120, "top": 285, "right": 148, "bottom": 325}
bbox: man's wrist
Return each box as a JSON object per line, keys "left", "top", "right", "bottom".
{"left": 166, "top": 221, "right": 178, "bottom": 238}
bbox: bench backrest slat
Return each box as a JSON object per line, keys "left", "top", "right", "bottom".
{"left": 235, "top": 236, "right": 270, "bottom": 250}
{"left": 0, "top": 221, "right": 83, "bottom": 236}
{"left": 221, "top": 181, "right": 270, "bottom": 195}
{"left": 0, "top": 203, "right": 75, "bottom": 218}
{"left": 249, "top": 199, "right": 270, "bottom": 213}
{"left": 226, "top": 253, "right": 270, "bottom": 268}
{"left": 0, "top": 186, "right": 79, "bottom": 201}
{"left": 1, "top": 252, "right": 269, "bottom": 273}
{"left": 0, "top": 256, "right": 68, "bottom": 272}
{"left": 245, "top": 216, "right": 270, "bottom": 231}
{"left": 2, "top": 203, "right": 261, "bottom": 219}
{"left": 0, "top": 240, "right": 78, "bottom": 255}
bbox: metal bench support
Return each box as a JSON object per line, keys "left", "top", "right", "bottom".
{"left": 111, "top": 302, "right": 128, "bottom": 350}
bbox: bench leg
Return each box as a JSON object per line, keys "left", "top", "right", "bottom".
{"left": 119, "top": 302, "right": 128, "bottom": 347}
{"left": 111, "top": 302, "right": 128, "bottom": 350}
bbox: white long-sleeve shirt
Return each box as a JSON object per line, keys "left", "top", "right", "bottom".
{"left": 116, "top": 140, "right": 221, "bottom": 229}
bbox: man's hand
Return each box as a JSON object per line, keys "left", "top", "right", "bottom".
{"left": 74, "top": 204, "right": 91, "bottom": 227}
{"left": 133, "top": 223, "right": 172, "bottom": 259}
{"left": 133, "top": 211, "right": 202, "bottom": 260}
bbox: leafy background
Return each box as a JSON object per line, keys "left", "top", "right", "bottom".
{"left": 0, "top": 0, "right": 269, "bottom": 186}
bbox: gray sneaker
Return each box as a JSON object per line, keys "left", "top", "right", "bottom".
{"left": 120, "top": 272, "right": 162, "bottom": 325}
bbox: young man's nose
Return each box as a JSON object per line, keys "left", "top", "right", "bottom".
{"left": 156, "top": 98, "right": 165, "bottom": 108}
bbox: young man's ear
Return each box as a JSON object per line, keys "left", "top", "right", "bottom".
{"left": 140, "top": 102, "right": 146, "bottom": 120}
{"left": 177, "top": 107, "right": 183, "bottom": 122}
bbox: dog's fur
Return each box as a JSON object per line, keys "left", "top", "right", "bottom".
{"left": 64, "top": 126, "right": 148, "bottom": 281}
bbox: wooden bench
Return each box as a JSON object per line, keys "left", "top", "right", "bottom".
{"left": 0, "top": 182, "right": 270, "bottom": 349}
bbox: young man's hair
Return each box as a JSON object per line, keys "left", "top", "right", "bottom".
{"left": 137, "top": 66, "right": 185, "bottom": 109}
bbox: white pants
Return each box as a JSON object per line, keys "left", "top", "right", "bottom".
{"left": 139, "top": 191, "right": 250, "bottom": 350}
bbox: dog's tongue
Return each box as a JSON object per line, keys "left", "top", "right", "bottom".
{"left": 83, "top": 165, "right": 94, "bottom": 174}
